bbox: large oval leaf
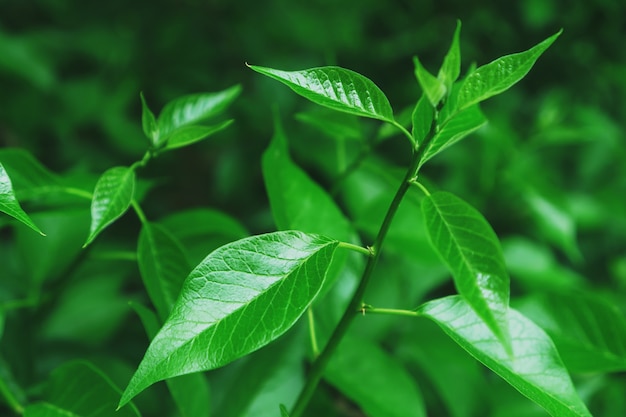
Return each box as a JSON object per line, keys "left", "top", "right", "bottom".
{"left": 248, "top": 64, "right": 394, "bottom": 123}
{"left": 84, "top": 166, "right": 135, "bottom": 247}
{"left": 119, "top": 230, "right": 338, "bottom": 407}
{"left": 0, "top": 162, "right": 44, "bottom": 235}
{"left": 418, "top": 296, "right": 592, "bottom": 417}
{"left": 422, "top": 191, "right": 510, "bottom": 350}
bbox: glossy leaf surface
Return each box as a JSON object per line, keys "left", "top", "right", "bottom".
{"left": 418, "top": 104, "right": 486, "bottom": 167}
{"left": 156, "top": 85, "right": 241, "bottom": 147}
{"left": 163, "top": 120, "right": 234, "bottom": 151}
{"left": 422, "top": 191, "right": 510, "bottom": 350}
{"left": 138, "top": 222, "right": 191, "bottom": 321}
{"left": 0, "top": 162, "right": 44, "bottom": 235}
{"left": 326, "top": 335, "right": 426, "bottom": 417}
{"left": 456, "top": 30, "right": 562, "bottom": 111}
{"left": 84, "top": 166, "right": 135, "bottom": 247}
{"left": 413, "top": 56, "right": 446, "bottom": 107}
{"left": 248, "top": 64, "right": 394, "bottom": 122}
{"left": 437, "top": 20, "right": 462, "bottom": 91}
{"left": 411, "top": 95, "right": 434, "bottom": 145}
{"left": 419, "top": 296, "right": 592, "bottom": 417}
{"left": 120, "top": 231, "right": 338, "bottom": 407}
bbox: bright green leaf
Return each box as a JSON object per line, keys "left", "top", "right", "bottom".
{"left": 418, "top": 295, "right": 592, "bottom": 417}
{"left": 456, "top": 30, "right": 562, "bottom": 111}
{"left": 418, "top": 104, "right": 486, "bottom": 167}
{"left": 156, "top": 85, "right": 241, "bottom": 147}
{"left": 0, "top": 162, "right": 45, "bottom": 235}
{"left": 247, "top": 64, "right": 395, "bottom": 123}
{"left": 413, "top": 56, "right": 446, "bottom": 107}
{"left": 162, "top": 120, "right": 234, "bottom": 151}
{"left": 411, "top": 95, "right": 434, "bottom": 145}
{"left": 138, "top": 222, "right": 191, "bottom": 322}
{"left": 422, "top": 191, "right": 511, "bottom": 351}
{"left": 140, "top": 92, "right": 158, "bottom": 145}
{"left": 119, "top": 231, "right": 338, "bottom": 407}
{"left": 326, "top": 335, "right": 426, "bottom": 417}
{"left": 437, "top": 20, "right": 462, "bottom": 91}
{"left": 84, "top": 166, "right": 135, "bottom": 247}
{"left": 517, "top": 292, "right": 626, "bottom": 373}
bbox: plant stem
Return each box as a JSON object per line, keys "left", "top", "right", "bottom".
{"left": 363, "top": 306, "right": 421, "bottom": 317}
{"left": 290, "top": 148, "right": 422, "bottom": 417}
{"left": 337, "top": 241, "right": 372, "bottom": 257}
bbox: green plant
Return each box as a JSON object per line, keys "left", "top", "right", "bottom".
{"left": 1, "top": 20, "right": 625, "bottom": 417}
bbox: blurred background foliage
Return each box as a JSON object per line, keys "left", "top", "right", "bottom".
{"left": 1, "top": 0, "right": 625, "bottom": 416}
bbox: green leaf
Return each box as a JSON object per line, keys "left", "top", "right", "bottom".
{"left": 119, "top": 231, "right": 338, "bottom": 407}
{"left": 437, "top": 20, "right": 462, "bottom": 92}
{"left": 140, "top": 92, "right": 158, "bottom": 145}
{"left": 0, "top": 148, "right": 61, "bottom": 197}
{"left": 156, "top": 85, "right": 241, "bottom": 147}
{"left": 84, "top": 166, "right": 135, "bottom": 247}
{"left": 24, "top": 361, "right": 141, "bottom": 417}
{"left": 456, "top": 30, "right": 562, "bottom": 111}
{"left": 280, "top": 404, "right": 290, "bottom": 417}
{"left": 0, "top": 162, "right": 45, "bottom": 235}
{"left": 162, "top": 119, "right": 234, "bottom": 151}
{"left": 326, "top": 335, "right": 426, "bottom": 417}
{"left": 422, "top": 191, "right": 511, "bottom": 351}
{"left": 418, "top": 104, "right": 487, "bottom": 167}
{"left": 138, "top": 222, "right": 191, "bottom": 321}
{"left": 413, "top": 56, "right": 446, "bottom": 107}
{"left": 295, "top": 109, "right": 362, "bottom": 141}
{"left": 418, "top": 295, "right": 592, "bottom": 417}
{"left": 411, "top": 95, "right": 434, "bottom": 145}
{"left": 517, "top": 292, "right": 626, "bottom": 373}
{"left": 247, "top": 64, "right": 395, "bottom": 123}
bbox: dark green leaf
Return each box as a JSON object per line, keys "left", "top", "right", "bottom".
{"left": 0, "top": 148, "right": 61, "bottom": 197}
{"left": 0, "top": 162, "right": 45, "bottom": 235}
{"left": 119, "top": 231, "right": 338, "bottom": 407}
{"left": 418, "top": 296, "right": 592, "bottom": 417}
{"left": 326, "top": 335, "right": 426, "bottom": 417}
{"left": 413, "top": 56, "right": 446, "bottom": 107}
{"left": 84, "top": 166, "right": 135, "bottom": 247}
{"left": 422, "top": 191, "right": 510, "bottom": 350}
{"left": 418, "top": 104, "right": 486, "bottom": 167}
{"left": 411, "top": 95, "right": 434, "bottom": 145}
{"left": 437, "top": 20, "right": 462, "bottom": 91}
{"left": 517, "top": 292, "right": 626, "bottom": 373}
{"left": 162, "top": 120, "right": 234, "bottom": 151}
{"left": 140, "top": 92, "right": 158, "bottom": 145}
{"left": 138, "top": 222, "right": 191, "bottom": 321}
{"left": 280, "top": 404, "right": 290, "bottom": 417}
{"left": 156, "top": 85, "right": 241, "bottom": 147}
{"left": 248, "top": 64, "right": 394, "bottom": 122}
{"left": 456, "top": 30, "right": 562, "bottom": 111}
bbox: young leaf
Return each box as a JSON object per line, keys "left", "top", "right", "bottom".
{"left": 140, "top": 92, "right": 159, "bottom": 145}
{"left": 418, "top": 104, "right": 486, "bottom": 167}
{"left": 119, "top": 231, "right": 338, "bottom": 407}
{"left": 413, "top": 56, "right": 446, "bottom": 107}
{"left": 156, "top": 84, "right": 241, "bottom": 147}
{"left": 326, "top": 335, "right": 426, "bottom": 417}
{"left": 84, "top": 166, "right": 135, "bottom": 247}
{"left": 422, "top": 191, "right": 510, "bottom": 351}
{"left": 411, "top": 95, "right": 434, "bottom": 145}
{"left": 456, "top": 30, "right": 562, "bottom": 111}
{"left": 247, "top": 64, "right": 395, "bottom": 123}
{"left": 418, "top": 295, "right": 592, "bottom": 417}
{"left": 0, "top": 162, "right": 45, "bottom": 235}
{"left": 163, "top": 119, "right": 234, "bottom": 151}
{"left": 138, "top": 222, "right": 191, "bottom": 321}
{"left": 437, "top": 20, "right": 462, "bottom": 92}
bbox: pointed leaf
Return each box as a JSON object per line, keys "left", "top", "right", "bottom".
{"left": 0, "top": 162, "right": 45, "bottom": 235}
{"left": 456, "top": 30, "right": 562, "bottom": 111}
{"left": 418, "top": 296, "right": 592, "bottom": 417}
{"left": 413, "top": 56, "right": 446, "bottom": 107}
{"left": 422, "top": 191, "right": 510, "bottom": 350}
{"left": 84, "top": 166, "right": 135, "bottom": 247}
{"left": 437, "top": 20, "right": 462, "bottom": 91}
{"left": 418, "top": 104, "right": 486, "bottom": 167}
{"left": 119, "top": 231, "right": 338, "bottom": 407}
{"left": 326, "top": 336, "right": 426, "bottom": 417}
{"left": 411, "top": 95, "right": 434, "bottom": 145}
{"left": 138, "top": 222, "right": 191, "bottom": 321}
{"left": 248, "top": 64, "right": 394, "bottom": 122}
{"left": 156, "top": 85, "right": 241, "bottom": 147}
{"left": 162, "top": 119, "right": 234, "bottom": 151}
{"left": 518, "top": 292, "right": 626, "bottom": 373}
{"left": 140, "top": 92, "right": 158, "bottom": 145}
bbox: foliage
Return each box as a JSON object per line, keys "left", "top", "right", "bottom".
{"left": 2, "top": 2, "right": 626, "bottom": 417}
